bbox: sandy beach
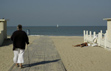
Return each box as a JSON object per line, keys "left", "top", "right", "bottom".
{"left": 0, "top": 36, "right": 39, "bottom": 71}
{"left": 51, "top": 36, "right": 111, "bottom": 71}
{"left": 0, "top": 36, "right": 111, "bottom": 71}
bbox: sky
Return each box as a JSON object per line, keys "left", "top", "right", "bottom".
{"left": 0, "top": 0, "right": 111, "bottom": 26}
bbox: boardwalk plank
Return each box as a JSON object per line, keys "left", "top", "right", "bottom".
{"left": 9, "top": 36, "right": 66, "bottom": 71}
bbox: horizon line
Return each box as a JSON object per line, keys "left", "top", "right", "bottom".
{"left": 7, "top": 25, "right": 107, "bottom": 27}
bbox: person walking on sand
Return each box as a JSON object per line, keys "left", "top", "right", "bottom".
{"left": 11, "top": 24, "right": 29, "bottom": 68}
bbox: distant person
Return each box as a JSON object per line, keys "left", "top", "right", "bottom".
{"left": 11, "top": 24, "right": 29, "bottom": 68}
{"left": 72, "top": 42, "right": 90, "bottom": 47}
{"left": 27, "top": 29, "right": 30, "bottom": 35}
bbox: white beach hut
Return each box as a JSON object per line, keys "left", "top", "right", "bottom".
{"left": 0, "top": 19, "right": 7, "bottom": 45}
{"left": 103, "top": 18, "right": 111, "bottom": 41}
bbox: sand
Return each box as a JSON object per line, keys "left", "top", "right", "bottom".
{"left": 50, "top": 36, "right": 111, "bottom": 71}
{"left": 0, "top": 36, "right": 39, "bottom": 71}
{"left": 0, "top": 36, "right": 111, "bottom": 71}
{"left": 0, "top": 40, "right": 13, "bottom": 71}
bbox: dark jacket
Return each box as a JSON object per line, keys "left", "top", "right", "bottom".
{"left": 11, "top": 30, "right": 29, "bottom": 50}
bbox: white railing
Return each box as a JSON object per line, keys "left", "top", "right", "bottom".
{"left": 84, "top": 30, "right": 111, "bottom": 50}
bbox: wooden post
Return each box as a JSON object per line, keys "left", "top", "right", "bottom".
{"left": 98, "top": 33, "right": 100, "bottom": 46}
{"left": 104, "top": 30, "right": 108, "bottom": 49}
{"left": 100, "top": 30, "right": 103, "bottom": 46}
{"left": 84, "top": 30, "right": 86, "bottom": 42}
{"left": 100, "top": 30, "right": 102, "bottom": 39}
{"left": 100, "top": 30, "right": 102, "bottom": 34}
{"left": 104, "top": 33, "right": 106, "bottom": 49}
{"left": 90, "top": 31, "right": 92, "bottom": 42}
{"left": 93, "top": 32, "right": 96, "bottom": 37}
{"left": 86, "top": 31, "right": 88, "bottom": 42}
{"left": 86, "top": 31, "right": 88, "bottom": 35}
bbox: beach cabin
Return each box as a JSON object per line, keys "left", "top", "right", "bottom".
{"left": 103, "top": 18, "right": 111, "bottom": 41}
{"left": 0, "top": 19, "right": 7, "bottom": 45}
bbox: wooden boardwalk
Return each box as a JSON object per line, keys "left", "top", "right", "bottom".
{"left": 9, "top": 36, "right": 66, "bottom": 71}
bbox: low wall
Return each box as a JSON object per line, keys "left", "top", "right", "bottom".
{"left": 84, "top": 30, "right": 111, "bottom": 50}
{"left": 0, "top": 30, "right": 4, "bottom": 45}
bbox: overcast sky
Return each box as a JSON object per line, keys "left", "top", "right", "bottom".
{"left": 0, "top": 0, "right": 111, "bottom": 26}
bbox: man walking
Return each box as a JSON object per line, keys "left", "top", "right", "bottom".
{"left": 11, "top": 24, "right": 29, "bottom": 68}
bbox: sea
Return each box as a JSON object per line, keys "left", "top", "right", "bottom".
{"left": 7, "top": 26, "right": 107, "bottom": 36}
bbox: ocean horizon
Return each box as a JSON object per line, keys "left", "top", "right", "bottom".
{"left": 7, "top": 26, "right": 107, "bottom": 36}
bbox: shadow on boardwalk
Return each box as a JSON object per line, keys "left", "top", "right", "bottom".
{"left": 24, "top": 59, "right": 60, "bottom": 68}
